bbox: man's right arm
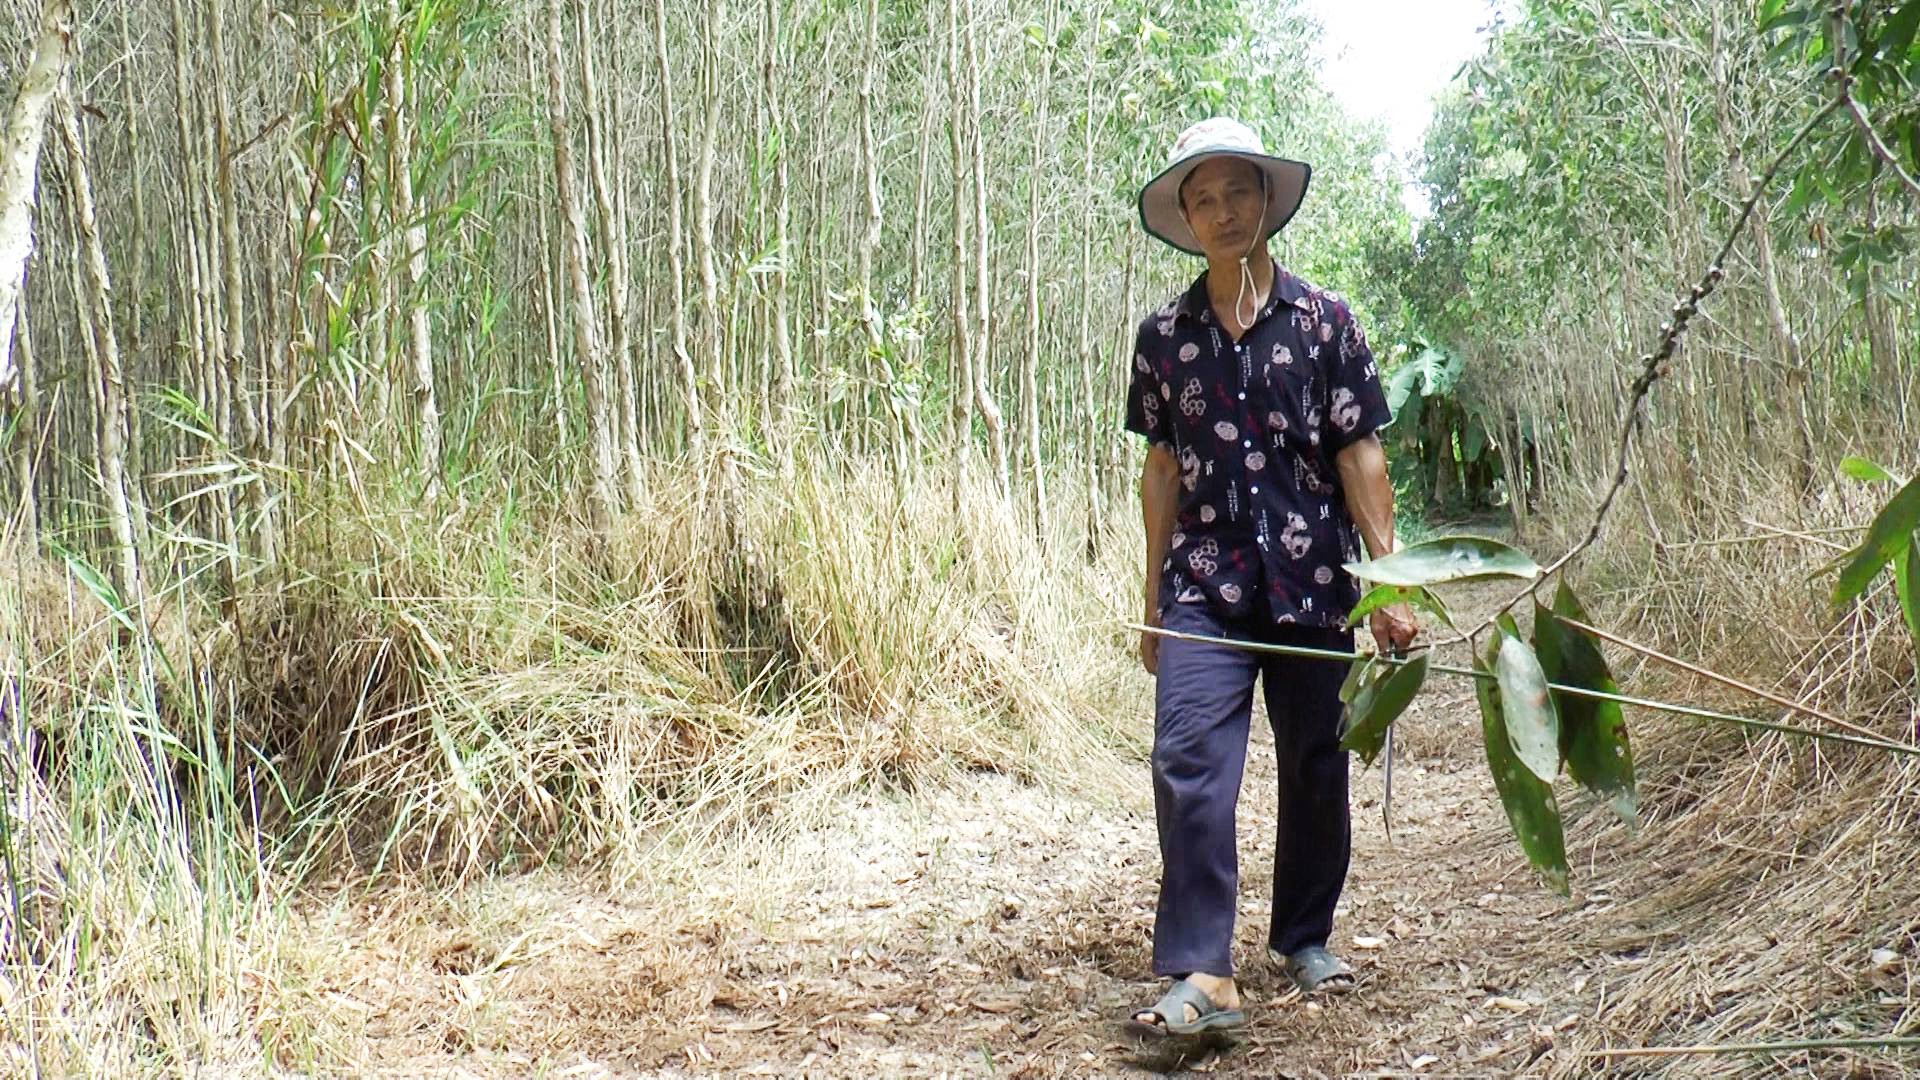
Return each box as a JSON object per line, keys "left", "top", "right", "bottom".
{"left": 1140, "top": 444, "right": 1180, "bottom": 675}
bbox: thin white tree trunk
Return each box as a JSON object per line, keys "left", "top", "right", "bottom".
{"left": 946, "top": 0, "right": 974, "bottom": 513}
{"left": 58, "top": 90, "right": 144, "bottom": 604}
{"left": 0, "top": 0, "right": 72, "bottom": 396}
{"left": 1020, "top": 19, "right": 1054, "bottom": 549}
{"left": 1075, "top": 3, "right": 1103, "bottom": 562}
{"left": 651, "top": 0, "right": 700, "bottom": 459}
{"left": 962, "top": 0, "right": 1007, "bottom": 498}
{"left": 578, "top": 0, "right": 642, "bottom": 507}
{"left": 763, "top": 0, "right": 795, "bottom": 481}
{"left": 545, "top": 0, "right": 619, "bottom": 535}
{"left": 857, "top": 0, "right": 909, "bottom": 482}
{"left": 385, "top": 0, "right": 443, "bottom": 499}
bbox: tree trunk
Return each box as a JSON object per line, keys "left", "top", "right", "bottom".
{"left": 1020, "top": 21, "right": 1054, "bottom": 551}
{"left": 578, "top": 0, "right": 642, "bottom": 508}
{"left": 385, "top": 0, "right": 444, "bottom": 500}
{"left": 208, "top": 0, "right": 259, "bottom": 456}
{"left": 1075, "top": 3, "right": 1102, "bottom": 563}
{"left": 0, "top": 0, "right": 72, "bottom": 397}
{"left": 1709, "top": 5, "right": 1813, "bottom": 495}
{"left": 946, "top": 0, "right": 974, "bottom": 514}
{"left": 764, "top": 0, "right": 795, "bottom": 481}
{"left": 962, "top": 0, "right": 1008, "bottom": 499}
{"left": 58, "top": 90, "right": 145, "bottom": 605}
{"left": 857, "top": 0, "right": 910, "bottom": 484}
{"left": 650, "top": 0, "right": 700, "bottom": 460}
{"left": 545, "top": 0, "right": 618, "bottom": 536}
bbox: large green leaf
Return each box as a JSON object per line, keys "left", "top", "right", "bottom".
{"left": 1835, "top": 475, "right": 1920, "bottom": 604}
{"left": 1341, "top": 652, "right": 1430, "bottom": 766}
{"left": 1476, "top": 644, "right": 1569, "bottom": 896}
{"left": 1494, "top": 615, "right": 1561, "bottom": 782}
{"left": 1895, "top": 536, "right": 1920, "bottom": 654}
{"left": 1349, "top": 583, "right": 1456, "bottom": 627}
{"left": 1339, "top": 653, "right": 1374, "bottom": 706}
{"left": 1534, "top": 585, "right": 1637, "bottom": 828}
{"left": 1345, "top": 536, "right": 1542, "bottom": 589}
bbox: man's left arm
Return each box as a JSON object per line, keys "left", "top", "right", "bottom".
{"left": 1334, "top": 435, "right": 1416, "bottom": 651}
{"left": 1325, "top": 306, "right": 1416, "bottom": 654}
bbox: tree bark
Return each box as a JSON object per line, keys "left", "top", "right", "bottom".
{"left": 651, "top": 0, "right": 700, "bottom": 459}
{"left": 764, "top": 0, "right": 795, "bottom": 481}
{"left": 385, "top": 0, "right": 444, "bottom": 500}
{"left": 962, "top": 0, "right": 1008, "bottom": 499}
{"left": 0, "top": 0, "right": 72, "bottom": 398}
{"left": 58, "top": 90, "right": 145, "bottom": 604}
{"left": 1020, "top": 21, "right": 1054, "bottom": 551}
{"left": 858, "top": 0, "right": 910, "bottom": 483}
{"left": 578, "top": 0, "right": 643, "bottom": 508}
{"left": 946, "top": 0, "right": 974, "bottom": 513}
{"left": 545, "top": 0, "right": 619, "bottom": 536}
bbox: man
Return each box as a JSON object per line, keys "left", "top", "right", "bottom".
{"left": 1124, "top": 117, "right": 1417, "bottom": 1036}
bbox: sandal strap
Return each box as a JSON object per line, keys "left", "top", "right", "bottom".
{"left": 1287, "top": 946, "right": 1352, "bottom": 989}
{"left": 1145, "top": 978, "right": 1218, "bottom": 1024}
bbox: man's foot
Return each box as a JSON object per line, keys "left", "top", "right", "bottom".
{"left": 1280, "top": 945, "right": 1355, "bottom": 995}
{"left": 1129, "top": 972, "right": 1245, "bottom": 1035}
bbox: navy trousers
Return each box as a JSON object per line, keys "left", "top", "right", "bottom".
{"left": 1151, "top": 597, "right": 1354, "bottom": 978}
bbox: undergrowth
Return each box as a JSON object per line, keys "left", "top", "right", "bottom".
{"left": 0, "top": 453, "right": 1147, "bottom": 1073}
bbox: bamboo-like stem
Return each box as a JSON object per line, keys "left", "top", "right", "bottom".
{"left": 384, "top": 0, "right": 443, "bottom": 501}
{"left": 545, "top": 0, "right": 618, "bottom": 535}
{"left": 945, "top": 0, "right": 974, "bottom": 515}
{"left": 0, "top": 0, "right": 73, "bottom": 397}
{"left": 57, "top": 90, "right": 145, "bottom": 606}
{"left": 578, "top": 0, "right": 642, "bottom": 509}
{"left": 651, "top": 0, "right": 700, "bottom": 461}
{"left": 962, "top": 0, "right": 1007, "bottom": 500}
{"left": 763, "top": 0, "right": 794, "bottom": 482}
{"left": 1018, "top": 8, "right": 1054, "bottom": 551}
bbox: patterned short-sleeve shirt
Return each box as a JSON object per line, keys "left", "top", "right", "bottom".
{"left": 1124, "top": 267, "right": 1392, "bottom": 628}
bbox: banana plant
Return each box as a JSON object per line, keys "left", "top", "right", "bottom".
{"left": 1337, "top": 536, "right": 1638, "bottom": 896}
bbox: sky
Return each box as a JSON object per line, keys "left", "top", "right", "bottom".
{"left": 1299, "top": 0, "right": 1514, "bottom": 213}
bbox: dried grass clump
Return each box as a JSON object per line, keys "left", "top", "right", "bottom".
{"left": 1533, "top": 453, "right": 1920, "bottom": 1071}
{"left": 0, "top": 452, "right": 1146, "bottom": 1072}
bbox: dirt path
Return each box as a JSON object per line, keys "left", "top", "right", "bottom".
{"left": 302, "top": 620, "right": 1646, "bottom": 1078}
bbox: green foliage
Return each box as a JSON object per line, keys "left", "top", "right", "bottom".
{"left": 1343, "top": 537, "right": 1636, "bottom": 891}
{"left": 1344, "top": 535, "right": 1542, "bottom": 588}
{"left": 1833, "top": 456, "right": 1920, "bottom": 657}
{"left": 1340, "top": 652, "right": 1430, "bottom": 766}
{"left": 1535, "top": 584, "right": 1637, "bottom": 827}
{"left": 1476, "top": 633, "right": 1570, "bottom": 896}
{"left": 1494, "top": 614, "right": 1562, "bottom": 783}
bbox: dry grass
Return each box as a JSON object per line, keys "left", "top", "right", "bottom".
{"left": 0, "top": 451, "right": 1147, "bottom": 1075}
{"left": 1526, "top": 450, "right": 1920, "bottom": 1073}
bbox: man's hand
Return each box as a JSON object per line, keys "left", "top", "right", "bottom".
{"left": 1370, "top": 601, "right": 1418, "bottom": 655}
{"left": 1142, "top": 610, "right": 1162, "bottom": 675}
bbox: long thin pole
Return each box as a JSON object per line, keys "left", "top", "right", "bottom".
{"left": 1586, "top": 1036, "right": 1920, "bottom": 1059}
{"left": 1128, "top": 624, "right": 1920, "bottom": 757}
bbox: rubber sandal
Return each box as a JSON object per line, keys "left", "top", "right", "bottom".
{"left": 1126, "top": 978, "right": 1246, "bottom": 1037}
{"left": 1283, "top": 945, "right": 1355, "bottom": 995}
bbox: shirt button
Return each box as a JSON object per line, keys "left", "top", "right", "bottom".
{"left": 1250, "top": 485, "right": 1260, "bottom": 495}
{"left": 1237, "top": 392, "right": 1246, "bottom": 401}
{"left": 1243, "top": 439, "right": 1252, "bottom": 448}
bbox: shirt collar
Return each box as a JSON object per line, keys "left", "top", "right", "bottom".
{"left": 1175, "top": 265, "right": 1315, "bottom": 326}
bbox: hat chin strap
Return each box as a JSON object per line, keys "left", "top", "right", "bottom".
{"left": 1233, "top": 183, "right": 1269, "bottom": 330}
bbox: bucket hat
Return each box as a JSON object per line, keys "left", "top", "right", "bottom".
{"left": 1138, "top": 117, "right": 1311, "bottom": 256}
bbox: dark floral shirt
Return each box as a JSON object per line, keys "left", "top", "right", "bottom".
{"left": 1125, "top": 268, "right": 1392, "bottom": 628}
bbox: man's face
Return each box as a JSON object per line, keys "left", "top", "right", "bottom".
{"left": 1180, "top": 157, "right": 1267, "bottom": 260}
